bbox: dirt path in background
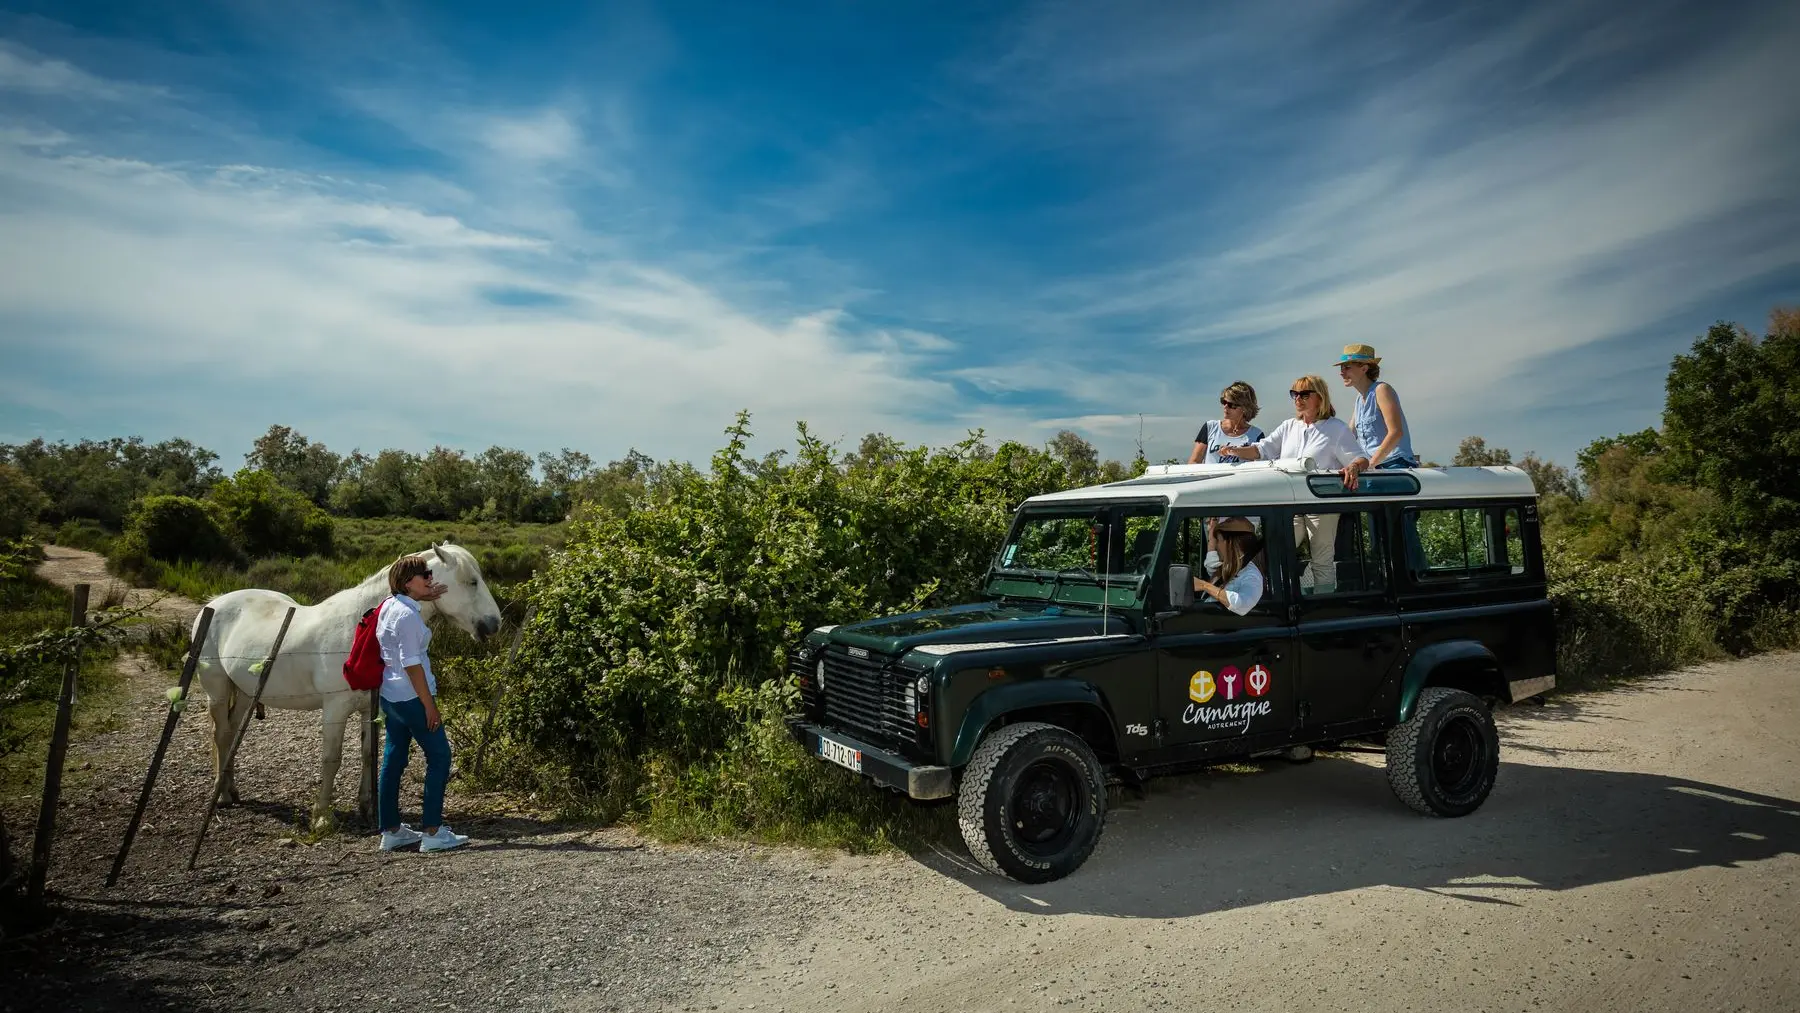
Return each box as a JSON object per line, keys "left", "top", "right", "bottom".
{"left": 33, "top": 544, "right": 201, "bottom": 629}
{"left": 9, "top": 546, "right": 1800, "bottom": 1012}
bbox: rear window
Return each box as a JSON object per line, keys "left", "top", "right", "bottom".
{"left": 1306, "top": 473, "right": 1421, "bottom": 498}
{"left": 1404, "top": 506, "right": 1528, "bottom": 581}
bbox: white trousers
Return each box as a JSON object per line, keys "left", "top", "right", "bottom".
{"left": 1294, "top": 513, "right": 1340, "bottom": 593}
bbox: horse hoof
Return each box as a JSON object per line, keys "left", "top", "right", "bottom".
{"left": 311, "top": 813, "right": 338, "bottom": 835}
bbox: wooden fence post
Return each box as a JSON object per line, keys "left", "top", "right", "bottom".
{"left": 106, "top": 607, "right": 213, "bottom": 887}
{"left": 359, "top": 686, "right": 379, "bottom": 826}
{"left": 27, "top": 583, "right": 88, "bottom": 907}
{"left": 186, "top": 607, "right": 294, "bottom": 870}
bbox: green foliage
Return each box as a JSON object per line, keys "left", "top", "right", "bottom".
{"left": 0, "top": 541, "right": 124, "bottom": 793}
{"left": 115, "top": 495, "right": 239, "bottom": 570}
{"left": 499, "top": 415, "right": 1118, "bottom": 837}
{"left": 0, "top": 462, "right": 49, "bottom": 540}
{"left": 246, "top": 424, "right": 342, "bottom": 506}
{"left": 0, "top": 436, "right": 221, "bottom": 527}
{"left": 48, "top": 519, "right": 115, "bottom": 555}
{"left": 208, "top": 469, "right": 335, "bottom": 558}
{"left": 1661, "top": 313, "right": 1800, "bottom": 558}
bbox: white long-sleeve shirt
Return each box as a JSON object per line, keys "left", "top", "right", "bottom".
{"left": 376, "top": 594, "right": 436, "bottom": 703}
{"left": 1248, "top": 416, "right": 1364, "bottom": 470}
{"left": 1220, "top": 563, "right": 1264, "bottom": 616}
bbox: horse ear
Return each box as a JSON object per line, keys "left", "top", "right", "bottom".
{"left": 433, "top": 543, "right": 448, "bottom": 562}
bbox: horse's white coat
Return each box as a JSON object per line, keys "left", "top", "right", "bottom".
{"left": 193, "top": 542, "right": 503, "bottom": 831}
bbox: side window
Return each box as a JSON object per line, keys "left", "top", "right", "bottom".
{"left": 1297, "top": 510, "right": 1387, "bottom": 597}
{"left": 1404, "top": 506, "right": 1526, "bottom": 581}
{"left": 1172, "top": 512, "right": 1282, "bottom": 613}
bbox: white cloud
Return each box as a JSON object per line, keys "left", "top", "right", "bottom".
{"left": 0, "top": 42, "right": 167, "bottom": 101}
{"left": 0, "top": 132, "right": 1004, "bottom": 464}
{"left": 958, "top": 0, "right": 1800, "bottom": 466}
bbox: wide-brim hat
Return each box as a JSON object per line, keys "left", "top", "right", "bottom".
{"left": 1335, "top": 343, "right": 1381, "bottom": 366}
{"left": 1215, "top": 516, "right": 1256, "bottom": 535}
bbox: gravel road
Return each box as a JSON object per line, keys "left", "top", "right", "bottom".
{"left": 9, "top": 547, "right": 1799, "bottom": 1012}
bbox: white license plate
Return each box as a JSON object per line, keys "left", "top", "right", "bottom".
{"left": 818, "top": 735, "right": 863, "bottom": 773}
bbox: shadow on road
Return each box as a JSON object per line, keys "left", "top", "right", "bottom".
{"left": 917, "top": 758, "right": 1800, "bottom": 918}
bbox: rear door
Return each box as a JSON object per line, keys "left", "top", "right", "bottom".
{"left": 1292, "top": 505, "right": 1403, "bottom": 729}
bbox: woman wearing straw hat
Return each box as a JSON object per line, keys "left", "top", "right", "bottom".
{"left": 1335, "top": 343, "right": 1419, "bottom": 481}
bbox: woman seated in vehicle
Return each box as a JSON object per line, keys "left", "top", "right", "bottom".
{"left": 1192, "top": 516, "right": 1263, "bottom": 616}
{"left": 1218, "top": 375, "right": 1363, "bottom": 592}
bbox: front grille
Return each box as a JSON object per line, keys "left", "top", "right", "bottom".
{"left": 819, "top": 647, "right": 914, "bottom": 748}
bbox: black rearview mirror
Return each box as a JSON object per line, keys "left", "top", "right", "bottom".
{"left": 1168, "top": 564, "right": 1194, "bottom": 610}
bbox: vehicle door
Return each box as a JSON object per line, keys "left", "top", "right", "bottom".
{"left": 1154, "top": 509, "right": 1298, "bottom": 749}
{"left": 1291, "top": 499, "right": 1403, "bottom": 728}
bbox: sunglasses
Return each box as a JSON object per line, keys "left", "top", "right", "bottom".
{"left": 413, "top": 569, "right": 433, "bottom": 581}
{"left": 1219, "top": 399, "right": 1241, "bottom": 409}
{"left": 1288, "top": 389, "right": 1317, "bottom": 400}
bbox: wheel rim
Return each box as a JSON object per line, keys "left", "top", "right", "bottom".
{"left": 1008, "top": 759, "right": 1081, "bottom": 857}
{"left": 1430, "top": 715, "right": 1487, "bottom": 799}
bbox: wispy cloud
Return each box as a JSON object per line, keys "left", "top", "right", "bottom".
{"left": 0, "top": 40, "right": 166, "bottom": 102}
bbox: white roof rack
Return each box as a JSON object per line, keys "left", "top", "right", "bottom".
{"left": 1022, "top": 464, "right": 1537, "bottom": 510}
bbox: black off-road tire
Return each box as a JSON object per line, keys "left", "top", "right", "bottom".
{"left": 957, "top": 722, "right": 1107, "bottom": 883}
{"left": 1386, "top": 687, "right": 1500, "bottom": 817}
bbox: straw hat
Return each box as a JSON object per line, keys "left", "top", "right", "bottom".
{"left": 1335, "top": 343, "right": 1381, "bottom": 366}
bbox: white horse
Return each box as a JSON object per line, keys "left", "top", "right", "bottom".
{"left": 193, "top": 541, "right": 503, "bottom": 832}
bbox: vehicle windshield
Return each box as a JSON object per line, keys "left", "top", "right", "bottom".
{"left": 987, "top": 502, "right": 1166, "bottom": 606}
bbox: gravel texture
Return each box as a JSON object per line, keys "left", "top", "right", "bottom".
{"left": 11, "top": 547, "right": 1800, "bottom": 1013}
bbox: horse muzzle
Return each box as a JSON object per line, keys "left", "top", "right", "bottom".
{"left": 476, "top": 615, "right": 502, "bottom": 641}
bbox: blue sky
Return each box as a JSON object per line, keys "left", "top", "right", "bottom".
{"left": 1, "top": 0, "right": 1796, "bottom": 474}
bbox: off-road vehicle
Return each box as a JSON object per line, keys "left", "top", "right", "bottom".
{"left": 785, "top": 459, "right": 1555, "bottom": 882}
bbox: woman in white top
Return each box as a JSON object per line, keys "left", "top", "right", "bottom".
{"left": 1192, "top": 516, "right": 1263, "bottom": 616}
{"left": 375, "top": 554, "right": 469, "bottom": 853}
{"left": 1219, "top": 375, "right": 1363, "bottom": 592}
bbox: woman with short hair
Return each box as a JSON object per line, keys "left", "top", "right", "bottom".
{"left": 375, "top": 554, "right": 469, "bottom": 853}
{"left": 1187, "top": 381, "right": 1264, "bottom": 465}
{"left": 1335, "top": 343, "right": 1419, "bottom": 480}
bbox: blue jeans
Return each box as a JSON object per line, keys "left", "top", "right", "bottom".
{"left": 1376, "top": 456, "right": 1419, "bottom": 469}
{"left": 379, "top": 696, "right": 451, "bottom": 831}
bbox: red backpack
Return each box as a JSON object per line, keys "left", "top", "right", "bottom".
{"left": 343, "top": 597, "right": 392, "bottom": 691}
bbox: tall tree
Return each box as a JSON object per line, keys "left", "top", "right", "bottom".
{"left": 246, "top": 425, "right": 341, "bottom": 506}
{"left": 1660, "top": 314, "right": 1800, "bottom": 557}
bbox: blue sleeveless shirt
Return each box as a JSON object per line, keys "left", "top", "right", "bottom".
{"left": 1354, "top": 381, "right": 1417, "bottom": 466}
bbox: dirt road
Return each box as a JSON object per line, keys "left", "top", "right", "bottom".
{"left": 698, "top": 652, "right": 1800, "bottom": 1013}
{"left": 10, "top": 547, "right": 1799, "bottom": 1012}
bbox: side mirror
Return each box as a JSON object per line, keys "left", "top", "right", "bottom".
{"left": 1168, "top": 564, "right": 1194, "bottom": 610}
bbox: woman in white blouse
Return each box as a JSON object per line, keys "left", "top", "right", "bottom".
{"left": 1219, "top": 375, "right": 1363, "bottom": 592}
{"left": 1192, "top": 516, "right": 1263, "bottom": 615}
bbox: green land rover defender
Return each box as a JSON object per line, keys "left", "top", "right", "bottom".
{"left": 785, "top": 458, "right": 1556, "bottom": 882}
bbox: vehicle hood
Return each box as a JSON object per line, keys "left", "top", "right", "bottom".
{"left": 827, "top": 601, "right": 1129, "bottom": 657}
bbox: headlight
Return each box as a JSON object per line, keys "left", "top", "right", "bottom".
{"left": 816, "top": 659, "right": 827, "bottom": 689}
{"left": 915, "top": 675, "right": 931, "bottom": 695}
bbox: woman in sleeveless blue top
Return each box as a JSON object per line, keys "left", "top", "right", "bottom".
{"left": 1334, "top": 344, "right": 1418, "bottom": 477}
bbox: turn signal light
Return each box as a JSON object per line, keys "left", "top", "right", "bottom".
{"left": 916, "top": 712, "right": 929, "bottom": 728}
{"left": 987, "top": 667, "right": 1006, "bottom": 680}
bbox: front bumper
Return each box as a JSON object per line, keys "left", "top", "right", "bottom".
{"left": 786, "top": 718, "right": 954, "bottom": 800}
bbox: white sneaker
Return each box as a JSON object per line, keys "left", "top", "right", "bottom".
{"left": 378, "top": 824, "right": 424, "bottom": 851}
{"left": 419, "top": 824, "right": 469, "bottom": 853}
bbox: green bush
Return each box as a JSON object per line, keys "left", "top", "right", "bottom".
{"left": 208, "top": 469, "right": 334, "bottom": 559}
{"left": 116, "top": 495, "right": 239, "bottom": 568}
{"left": 0, "top": 462, "right": 48, "bottom": 541}
{"left": 500, "top": 416, "right": 1118, "bottom": 834}
{"left": 49, "top": 518, "right": 116, "bottom": 555}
